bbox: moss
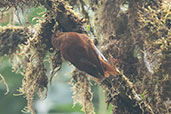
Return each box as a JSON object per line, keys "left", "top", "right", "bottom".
{"left": 137, "top": 2, "right": 171, "bottom": 114}
{"left": 0, "top": 0, "right": 90, "bottom": 114}
{"left": 71, "top": 70, "right": 95, "bottom": 114}
{"left": 94, "top": 0, "right": 170, "bottom": 114}
{"left": 9, "top": 13, "right": 55, "bottom": 113}
{"left": 0, "top": 26, "right": 30, "bottom": 56}
{"left": 2, "top": 0, "right": 170, "bottom": 114}
{"left": 49, "top": 50, "right": 62, "bottom": 83}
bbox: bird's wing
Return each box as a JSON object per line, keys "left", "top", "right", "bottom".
{"left": 62, "top": 41, "right": 105, "bottom": 79}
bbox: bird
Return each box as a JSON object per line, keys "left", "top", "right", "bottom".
{"left": 51, "top": 31, "right": 118, "bottom": 87}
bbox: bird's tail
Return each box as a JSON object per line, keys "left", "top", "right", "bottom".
{"left": 101, "top": 58, "right": 119, "bottom": 78}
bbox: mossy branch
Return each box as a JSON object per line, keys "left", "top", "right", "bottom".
{"left": 116, "top": 69, "right": 154, "bottom": 114}
{"left": 0, "top": 1, "right": 89, "bottom": 114}
{"left": 1, "top": 0, "right": 169, "bottom": 114}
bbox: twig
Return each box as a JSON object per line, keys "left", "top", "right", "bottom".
{"left": 0, "top": 73, "right": 9, "bottom": 95}
{"left": 14, "top": 7, "right": 22, "bottom": 26}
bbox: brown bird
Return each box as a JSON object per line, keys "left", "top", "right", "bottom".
{"left": 51, "top": 32, "right": 118, "bottom": 87}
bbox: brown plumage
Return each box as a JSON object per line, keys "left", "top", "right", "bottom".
{"left": 51, "top": 32, "right": 118, "bottom": 86}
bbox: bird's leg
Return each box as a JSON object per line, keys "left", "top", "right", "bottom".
{"left": 50, "top": 50, "right": 62, "bottom": 84}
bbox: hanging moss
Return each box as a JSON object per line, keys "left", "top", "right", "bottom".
{"left": 12, "top": 15, "right": 55, "bottom": 113}
{"left": 71, "top": 70, "right": 95, "bottom": 114}
{"left": 0, "top": 26, "right": 30, "bottom": 56}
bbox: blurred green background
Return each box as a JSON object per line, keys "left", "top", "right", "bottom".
{"left": 0, "top": 57, "right": 112, "bottom": 114}
{"left": 0, "top": 6, "right": 113, "bottom": 114}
